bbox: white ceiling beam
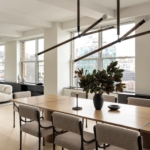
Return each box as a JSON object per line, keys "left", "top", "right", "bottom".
{"left": 38, "top": 0, "right": 114, "bottom": 19}
{"left": 0, "top": 29, "right": 22, "bottom": 37}
{"left": 62, "top": 17, "right": 96, "bottom": 31}
{"left": 62, "top": 16, "right": 134, "bottom": 31}
{"left": 119, "top": 2, "right": 150, "bottom": 19}
{"left": 69, "top": 0, "right": 114, "bottom": 18}
{"left": 63, "top": 2, "right": 150, "bottom": 31}
{"left": 0, "top": 37, "right": 16, "bottom": 44}
{"left": 0, "top": 9, "right": 53, "bottom": 28}
{"left": 22, "top": 28, "right": 44, "bottom": 39}
{"left": 0, "top": 29, "right": 45, "bottom": 44}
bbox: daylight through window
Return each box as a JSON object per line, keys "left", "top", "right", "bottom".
{"left": 0, "top": 45, "right": 5, "bottom": 80}
{"left": 71, "top": 23, "right": 135, "bottom": 92}
{"left": 21, "top": 38, "right": 44, "bottom": 83}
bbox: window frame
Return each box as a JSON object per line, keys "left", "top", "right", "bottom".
{"left": 71, "top": 22, "right": 135, "bottom": 92}
{"left": 20, "top": 37, "right": 44, "bottom": 84}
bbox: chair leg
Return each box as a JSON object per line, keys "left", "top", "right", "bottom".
{"left": 43, "top": 137, "right": 45, "bottom": 146}
{"left": 25, "top": 118, "right": 26, "bottom": 123}
{"left": 20, "top": 131, "right": 22, "bottom": 150}
{"left": 95, "top": 141, "right": 98, "bottom": 150}
{"left": 13, "top": 111, "right": 15, "bottom": 128}
{"left": 62, "top": 147, "right": 64, "bottom": 150}
{"left": 39, "top": 137, "right": 41, "bottom": 150}
{"left": 86, "top": 119, "right": 88, "bottom": 128}
{"left": 53, "top": 143, "right": 55, "bottom": 150}
{"left": 82, "top": 118, "right": 84, "bottom": 125}
{"left": 42, "top": 110, "right": 44, "bottom": 119}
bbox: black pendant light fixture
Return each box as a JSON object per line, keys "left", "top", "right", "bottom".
{"left": 36, "top": 0, "right": 150, "bottom": 61}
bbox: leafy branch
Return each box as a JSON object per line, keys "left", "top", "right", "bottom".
{"left": 75, "top": 61, "right": 126, "bottom": 95}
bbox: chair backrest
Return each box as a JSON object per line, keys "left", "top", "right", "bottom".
{"left": 95, "top": 123, "right": 142, "bottom": 150}
{"left": 52, "top": 112, "right": 82, "bottom": 135}
{"left": 103, "top": 95, "right": 117, "bottom": 103}
{"left": 14, "top": 91, "right": 31, "bottom": 99}
{"left": 19, "top": 105, "right": 40, "bottom": 121}
{"left": 128, "top": 97, "right": 150, "bottom": 107}
{"left": 71, "top": 91, "right": 87, "bottom": 99}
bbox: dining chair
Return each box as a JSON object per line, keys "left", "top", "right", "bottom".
{"left": 52, "top": 112, "right": 96, "bottom": 150}
{"left": 94, "top": 123, "right": 143, "bottom": 150}
{"left": 18, "top": 105, "right": 53, "bottom": 150}
{"left": 128, "top": 97, "right": 150, "bottom": 107}
{"left": 103, "top": 95, "right": 117, "bottom": 103}
{"left": 71, "top": 91, "right": 88, "bottom": 128}
{"left": 13, "top": 91, "right": 31, "bottom": 128}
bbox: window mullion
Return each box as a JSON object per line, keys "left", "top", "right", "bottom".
{"left": 99, "top": 27, "right": 102, "bottom": 70}
{"left": 35, "top": 38, "right": 38, "bottom": 83}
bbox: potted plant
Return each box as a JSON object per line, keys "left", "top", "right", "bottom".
{"left": 75, "top": 61, "right": 126, "bottom": 110}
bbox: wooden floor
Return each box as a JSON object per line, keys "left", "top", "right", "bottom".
{"left": 0, "top": 104, "right": 99, "bottom": 150}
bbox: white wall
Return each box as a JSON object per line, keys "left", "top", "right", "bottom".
{"left": 135, "top": 16, "right": 150, "bottom": 95}
{"left": 5, "top": 41, "right": 20, "bottom": 82}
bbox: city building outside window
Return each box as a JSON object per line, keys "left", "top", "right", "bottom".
{"left": 0, "top": 45, "right": 5, "bottom": 80}
{"left": 72, "top": 31, "right": 99, "bottom": 86}
{"left": 21, "top": 38, "right": 44, "bottom": 84}
{"left": 71, "top": 23, "right": 135, "bottom": 92}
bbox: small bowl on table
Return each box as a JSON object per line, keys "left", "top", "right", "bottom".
{"left": 108, "top": 105, "right": 120, "bottom": 111}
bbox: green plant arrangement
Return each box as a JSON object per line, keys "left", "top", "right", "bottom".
{"left": 75, "top": 61, "right": 126, "bottom": 110}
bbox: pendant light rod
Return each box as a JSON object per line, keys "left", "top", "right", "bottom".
{"left": 77, "top": 0, "right": 80, "bottom": 34}
{"left": 37, "top": 25, "right": 113, "bottom": 56}
{"left": 74, "top": 29, "right": 150, "bottom": 62}
{"left": 80, "top": 14, "right": 107, "bottom": 36}
{"left": 117, "top": 0, "right": 120, "bottom": 36}
{"left": 74, "top": 40, "right": 119, "bottom": 62}
{"left": 83, "top": 26, "right": 114, "bottom": 36}
{"left": 124, "top": 30, "right": 150, "bottom": 41}
{"left": 120, "top": 19, "right": 146, "bottom": 41}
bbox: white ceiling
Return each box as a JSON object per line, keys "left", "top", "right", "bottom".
{"left": 93, "top": 0, "right": 150, "bottom": 9}
{"left": 0, "top": 0, "right": 149, "bottom": 40}
{"left": 0, "top": 0, "right": 77, "bottom": 22}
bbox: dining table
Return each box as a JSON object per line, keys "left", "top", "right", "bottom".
{"left": 11, "top": 94, "right": 150, "bottom": 149}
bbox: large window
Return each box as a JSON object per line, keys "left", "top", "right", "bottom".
{"left": 21, "top": 38, "right": 44, "bottom": 83}
{"left": 102, "top": 24, "right": 135, "bottom": 92}
{"left": 71, "top": 23, "right": 135, "bottom": 92}
{"left": 72, "top": 32, "right": 99, "bottom": 86}
{"left": 0, "top": 45, "right": 5, "bottom": 80}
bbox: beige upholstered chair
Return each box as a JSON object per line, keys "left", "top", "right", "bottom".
{"left": 94, "top": 123, "right": 143, "bottom": 150}
{"left": 19, "top": 105, "right": 53, "bottom": 150}
{"left": 71, "top": 91, "right": 88, "bottom": 128}
{"left": 52, "top": 112, "right": 95, "bottom": 150}
{"left": 13, "top": 91, "right": 31, "bottom": 128}
{"left": 128, "top": 97, "right": 150, "bottom": 107}
{"left": 103, "top": 95, "right": 117, "bottom": 103}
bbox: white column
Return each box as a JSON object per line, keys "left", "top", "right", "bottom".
{"left": 5, "top": 41, "right": 20, "bottom": 82}
{"left": 44, "top": 23, "right": 71, "bottom": 95}
{"left": 135, "top": 16, "right": 150, "bottom": 95}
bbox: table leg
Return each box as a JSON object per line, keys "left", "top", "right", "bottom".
{"left": 140, "top": 131, "right": 150, "bottom": 149}
{"left": 44, "top": 110, "right": 53, "bottom": 142}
